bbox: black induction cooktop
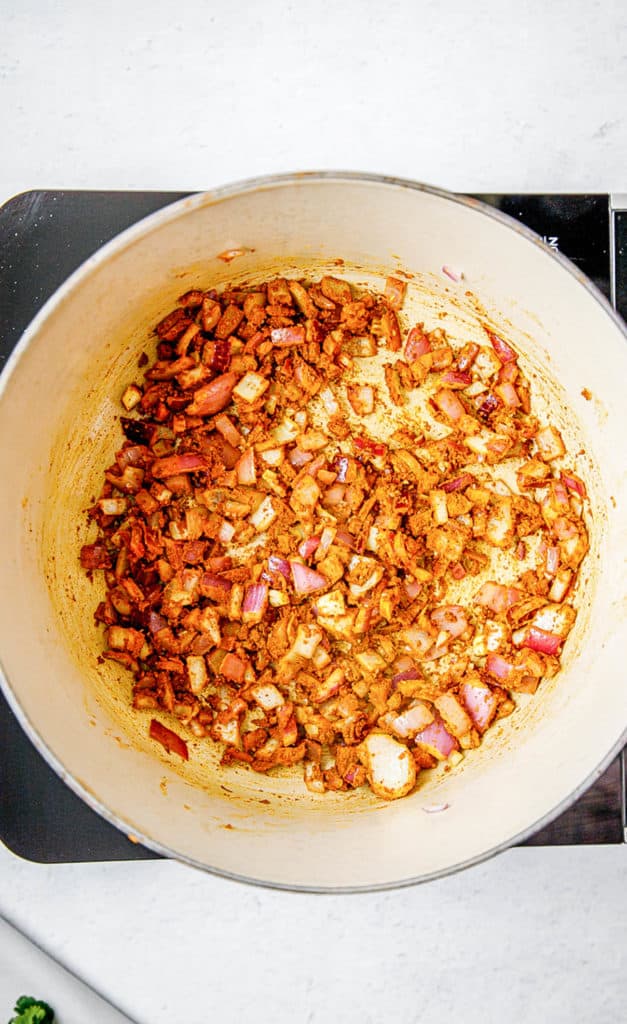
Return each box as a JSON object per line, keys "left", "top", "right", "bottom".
{"left": 0, "top": 189, "right": 624, "bottom": 863}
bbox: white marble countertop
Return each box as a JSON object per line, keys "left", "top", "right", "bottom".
{"left": 1, "top": 1, "right": 626, "bottom": 1021}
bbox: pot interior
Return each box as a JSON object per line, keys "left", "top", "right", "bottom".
{"left": 0, "top": 176, "right": 626, "bottom": 889}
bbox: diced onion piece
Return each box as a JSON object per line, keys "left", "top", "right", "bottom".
{"left": 152, "top": 453, "right": 206, "bottom": 478}
{"left": 242, "top": 583, "right": 269, "bottom": 624}
{"left": 347, "top": 384, "right": 375, "bottom": 416}
{"left": 250, "top": 495, "right": 278, "bottom": 532}
{"left": 442, "top": 473, "right": 474, "bottom": 493}
{"left": 268, "top": 554, "right": 291, "bottom": 579}
{"left": 314, "top": 588, "right": 346, "bottom": 617}
{"left": 336, "top": 528, "right": 357, "bottom": 550}
{"left": 465, "top": 429, "right": 511, "bottom": 461}
{"left": 121, "top": 384, "right": 143, "bottom": 410}
{"left": 404, "top": 579, "right": 422, "bottom": 600}
{"left": 457, "top": 343, "right": 480, "bottom": 371}
{"left": 319, "top": 387, "right": 339, "bottom": 416}
{"left": 273, "top": 417, "right": 300, "bottom": 444}
{"left": 405, "top": 326, "right": 431, "bottom": 360}
{"left": 289, "top": 447, "right": 313, "bottom": 468}
{"left": 460, "top": 681, "right": 497, "bottom": 732}
{"left": 259, "top": 447, "right": 284, "bottom": 467}
{"left": 513, "top": 625, "right": 562, "bottom": 656}
{"left": 414, "top": 718, "right": 457, "bottom": 760}
{"left": 309, "top": 667, "right": 344, "bottom": 704}
{"left": 359, "top": 732, "right": 416, "bottom": 800}
{"left": 218, "top": 519, "right": 236, "bottom": 544}
{"left": 474, "top": 581, "right": 523, "bottom": 613}
{"left": 535, "top": 425, "right": 566, "bottom": 462}
{"left": 549, "top": 568, "right": 573, "bottom": 602}
{"left": 561, "top": 471, "right": 587, "bottom": 498}
{"left": 495, "top": 381, "right": 521, "bottom": 408}
{"left": 431, "top": 605, "right": 468, "bottom": 638}
{"left": 385, "top": 701, "right": 434, "bottom": 739}
{"left": 391, "top": 665, "right": 421, "bottom": 685}
{"left": 400, "top": 626, "right": 436, "bottom": 659}
{"left": 220, "top": 652, "right": 246, "bottom": 683}
{"left": 384, "top": 275, "right": 407, "bottom": 309}
{"left": 250, "top": 683, "right": 284, "bottom": 710}
{"left": 149, "top": 719, "right": 189, "bottom": 760}
{"left": 323, "top": 483, "right": 346, "bottom": 506}
{"left": 347, "top": 555, "right": 384, "bottom": 597}
{"left": 545, "top": 545, "right": 559, "bottom": 576}
{"left": 441, "top": 370, "right": 472, "bottom": 388}
{"left": 291, "top": 561, "right": 328, "bottom": 595}
{"left": 271, "top": 325, "right": 306, "bottom": 347}
{"left": 442, "top": 265, "right": 464, "bottom": 283}
{"left": 98, "top": 498, "right": 128, "bottom": 516}
{"left": 200, "top": 572, "right": 232, "bottom": 602}
{"left": 298, "top": 535, "right": 321, "bottom": 560}
{"left": 291, "top": 623, "right": 323, "bottom": 659}
{"left": 529, "top": 602, "right": 576, "bottom": 638}
{"left": 317, "top": 525, "right": 336, "bottom": 556}
{"left": 488, "top": 331, "right": 517, "bottom": 364}
{"left": 186, "top": 655, "right": 208, "bottom": 694}
{"left": 269, "top": 588, "right": 289, "bottom": 607}
{"left": 235, "top": 448, "right": 256, "bottom": 486}
{"left": 290, "top": 474, "right": 321, "bottom": 514}
{"left": 474, "top": 347, "right": 502, "bottom": 380}
{"left": 485, "top": 652, "right": 515, "bottom": 681}
{"left": 214, "top": 414, "right": 243, "bottom": 448}
{"left": 429, "top": 489, "right": 448, "bottom": 525}
{"left": 433, "top": 693, "right": 474, "bottom": 746}
{"left": 433, "top": 388, "right": 465, "bottom": 422}
{"left": 355, "top": 649, "right": 387, "bottom": 673}
{"left": 217, "top": 247, "right": 247, "bottom": 262}
{"left": 233, "top": 371, "right": 270, "bottom": 404}
{"left": 186, "top": 372, "right": 238, "bottom": 417}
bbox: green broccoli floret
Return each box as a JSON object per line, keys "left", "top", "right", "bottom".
{"left": 8, "top": 996, "right": 55, "bottom": 1024}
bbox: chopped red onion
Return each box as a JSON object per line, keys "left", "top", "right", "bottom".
{"left": 442, "top": 473, "right": 474, "bottom": 493}
{"left": 422, "top": 803, "right": 450, "bottom": 814}
{"left": 485, "top": 652, "right": 514, "bottom": 681}
{"left": 404, "top": 326, "right": 431, "bottom": 361}
{"left": 268, "top": 555, "right": 291, "bottom": 580}
{"left": 298, "top": 536, "right": 321, "bottom": 560}
{"left": 441, "top": 369, "right": 472, "bottom": 388}
{"left": 415, "top": 719, "right": 457, "bottom": 759}
{"left": 290, "top": 561, "right": 328, "bottom": 595}
{"left": 442, "top": 265, "right": 463, "bottom": 282}
{"left": 461, "top": 681, "right": 498, "bottom": 732}
{"left": 561, "top": 471, "right": 587, "bottom": 498}
{"left": 242, "top": 583, "right": 269, "bottom": 624}
{"left": 522, "top": 626, "right": 562, "bottom": 656}
{"left": 289, "top": 447, "right": 313, "bottom": 468}
{"left": 323, "top": 483, "right": 346, "bottom": 506}
{"left": 488, "top": 331, "right": 517, "bottom": 364}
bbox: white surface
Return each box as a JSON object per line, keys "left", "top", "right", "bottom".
{"left": 0, "top": 1, "right": 626, "bottom": 1022}
{"left": 0, "top": 917, "right": 133, "bottom": 1024}
{"left": 1, "top": 845, "right": 626, "bottom": 1024}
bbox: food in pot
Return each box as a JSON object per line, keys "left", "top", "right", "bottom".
{"left": 80, "top": 273, "right": 589, "bottom": 800}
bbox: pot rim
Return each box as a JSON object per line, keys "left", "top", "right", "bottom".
{"left": 1, "top": 170, "right": 625, "bottom": 892}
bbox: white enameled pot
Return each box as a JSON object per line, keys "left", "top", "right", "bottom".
{"left": 0, "top": 173, "right": 625, "bottom": 891}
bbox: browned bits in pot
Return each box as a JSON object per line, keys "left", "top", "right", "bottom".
{"left": 81, "top": 271, "right": 590, "bottom": 801}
